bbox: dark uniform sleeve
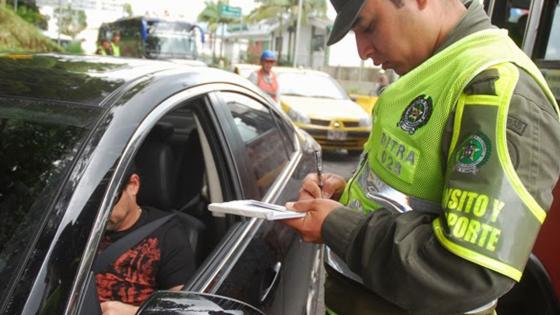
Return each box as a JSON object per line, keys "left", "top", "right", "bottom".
{"left": 157, "top": 219, "right": 196, "bottom": 290}
{"left": 322, "top": 68, "right": 560, "bottom": 314}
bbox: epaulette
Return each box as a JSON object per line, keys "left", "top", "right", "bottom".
{"left": 464, "top": 68, "right": 500, "bottom": 95}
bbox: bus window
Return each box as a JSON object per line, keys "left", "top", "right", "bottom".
{"left": 97, "top": 17, "right": 205, "bottom": 64}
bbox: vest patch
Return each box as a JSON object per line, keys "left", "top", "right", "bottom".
{"left": 443, "top": 187, "right": 505, "bottom": 252}
{"left": 507, "top": 115, "right": 527, "bottom": 136}
{"left": 377, "top": 129, "right": 419, "bottom": 183}
{"left": 455, "top": 132, "right": 492, "bottom": 174}
{"left": 398, "top": 95, "right": 433, "bottom": 134}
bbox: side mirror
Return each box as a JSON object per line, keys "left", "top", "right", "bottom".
{"left": 137, "top": 291, "right": 264, "bottom": 315}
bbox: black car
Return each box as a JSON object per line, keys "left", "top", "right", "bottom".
{"left": 0, "top": 53, "right": 324, "bottom": 314}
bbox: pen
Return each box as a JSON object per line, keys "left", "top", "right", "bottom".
{"left": 314, "top": 150, "right": 323, "bottom": 197}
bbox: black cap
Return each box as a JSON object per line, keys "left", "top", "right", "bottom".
{"left": 327, "top": 0, "right": 367, "bottom": 45}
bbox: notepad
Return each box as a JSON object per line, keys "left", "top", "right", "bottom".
{"left": 208, "top": 200, "right": 306, "bottom": 220}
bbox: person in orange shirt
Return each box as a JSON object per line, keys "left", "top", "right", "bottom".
{"left": 248, "top": 50, "right": 278, "bottom": 101}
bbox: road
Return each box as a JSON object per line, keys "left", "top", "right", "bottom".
{"left": 314, "top": 150, "right": 361, "bottom": 315}
{"left": 322, "top": 151, "right": 361, "bottom": 180}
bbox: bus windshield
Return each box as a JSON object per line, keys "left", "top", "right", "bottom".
{"left": 98, "top": 18, "right": 203, "bottom": 61}
{"left": 146, "top": 20, "right": 197, "bottom": 59}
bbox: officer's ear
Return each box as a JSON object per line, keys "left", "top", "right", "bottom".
{"left": 416, "top": 0, "right": 428, "bottom": 10}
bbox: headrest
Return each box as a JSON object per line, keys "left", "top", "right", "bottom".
{"left": 136, "top": 123, "right": 176, "bottom": 210}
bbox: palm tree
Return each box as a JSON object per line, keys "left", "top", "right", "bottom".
{"left": 246, "top": 0, "right": 327, "bottom": 63}
{"left": 197, "top": 1, "right": 236, "bottom": 62}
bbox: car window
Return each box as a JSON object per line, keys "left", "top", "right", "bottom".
{"left": 544, "top": 3, "right": 560, "bottom": 60}
{"left": 276, "top": 72, "right": 349, "bottom": 100}
{"left": 0, "top": 98, "right": 99, "bottom": 299}
{"left": 485, "top": 0, "right": 530, "bottom": 48}
{"left": 273, "top": 113, "right": 296, "bottom": 154}
{"left": 507, "top": 3, "right": 530, "bottom": 47}
{"left": 221, "top": 92, "right": 290, "bottom": 196}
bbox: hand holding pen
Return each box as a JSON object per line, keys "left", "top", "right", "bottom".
{"left": 297, "top": 151, "right": 347, "bottom": 201}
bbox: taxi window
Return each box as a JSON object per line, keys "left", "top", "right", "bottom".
{"left": 221, "top": 92, "right": 290, "bottom": 196}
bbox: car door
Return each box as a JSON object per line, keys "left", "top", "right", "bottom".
{"left": 202, "top": 91, "right": 323, "bottom": 315}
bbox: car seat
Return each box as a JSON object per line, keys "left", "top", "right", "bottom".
{"left": 174, "top": 129, "right": 207, "bottom": 217}
{"left": 135, "top": 122, "right": 206, "bottom": 266}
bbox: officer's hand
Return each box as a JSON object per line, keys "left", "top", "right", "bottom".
{"left": 299, "top": 173, "right": 346, "bottom": 201}
{"left": 280, "top": 198, "right": 342, "bottom": 243}
{"left": 100, "top": 301, "right": 138, "bottom": 315}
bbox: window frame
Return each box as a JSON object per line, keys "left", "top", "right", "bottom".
{"left": 215, "top": 91, "right": 293, "bottom": 199}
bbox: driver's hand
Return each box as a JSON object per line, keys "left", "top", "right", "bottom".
{"left": 100, "top": 301, "right": 139, "bottom": 315}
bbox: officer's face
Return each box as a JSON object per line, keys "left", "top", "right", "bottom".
{"left": 352, "top": 0, "right": 439, "bottom": 75}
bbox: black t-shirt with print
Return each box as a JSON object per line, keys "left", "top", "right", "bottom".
{"left": 96, "top": 207, "right": 195, "bottom": 306}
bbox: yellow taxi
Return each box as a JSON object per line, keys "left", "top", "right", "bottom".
{"left": 349, "top": 93, "right": 378, "bottom": 115}
{"left": 274, "top": 67, "right": 371, "bottom": 153}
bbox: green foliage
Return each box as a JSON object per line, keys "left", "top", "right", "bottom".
{"left": 54, "top": 4, "right": 87, "bottom": 39}
{"left": 247, "top": 0, "right": 327, "bottom": 23}
{"left": 64, "top": 41, "right": 83, "bottom": 54}
{"left": 0, "top": 6, "right": 63, "bottom": 52}
{"left": 7, "top": 0, "right": 49, "bottom": 30}
{"left": 197, "top": 0, "right": 237, "bottom": 32}
{"left": 122, "top": 3, "right": 133, "bottom": 17}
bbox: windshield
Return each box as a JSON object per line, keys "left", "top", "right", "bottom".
{"left": 146, "top": 34, "right": 196, "bottom": 58}
{"left": 0, "top": 98, "right": 99, "bottom": 299}
{"left": 146, "top": 21, "right": 197, "bottom": 58}
{"left": 276, "top": 72, "right": 349, "bottom": 100}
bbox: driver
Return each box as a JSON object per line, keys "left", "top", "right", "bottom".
{"left": 95, "top": 166, "right": 195, "bottom": 315}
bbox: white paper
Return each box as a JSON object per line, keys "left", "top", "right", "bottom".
{"left": 208, "top": 200, "right": 306, "bottom": 220}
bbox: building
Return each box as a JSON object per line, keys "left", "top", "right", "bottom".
{"left": 37, "top": 0, "right": 127, "bottom": 53}
{"left": 222, "top": 15, "right": 330, "bottom": 68}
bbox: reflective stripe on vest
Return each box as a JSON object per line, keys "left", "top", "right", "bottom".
{"left": 111, "top": 43, "right": 120, "bottom": 57}
{"left": 339, "top": 29, "right": 559, "bottom": 281}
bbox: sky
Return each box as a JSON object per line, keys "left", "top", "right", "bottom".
{"left": 129, "top": 0, "right": 336, "bottom": 22}
{"left": 124, "top": 0, "right": 366, "bottom": 67}
{"left": 129, "top": 0, "right": 260, "bottom": 21}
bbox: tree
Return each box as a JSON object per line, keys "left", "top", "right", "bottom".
{"left": 122, "top": 3, "right": 133, "bottom": 17}
{"left": 0, "top": 6, "right": 62, "bottom": 52}
{"left": 7, "top": 0, "right": 48, "bottom": 29}
{"left": 247, "top": 0, "right": 327, "bottom": 63}
{"left": 54, "top": 4, "right": 87, "bottom": 39}
{"left": 197, "top": 1, "right": 236, "bottom": 62}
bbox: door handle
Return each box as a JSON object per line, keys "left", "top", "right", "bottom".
{"left": 260, "top": 261, "right": 282, "bottom": 302}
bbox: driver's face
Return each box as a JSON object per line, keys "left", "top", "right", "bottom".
{"left": 107, "top": 174, "right": 140, "bottom": 231}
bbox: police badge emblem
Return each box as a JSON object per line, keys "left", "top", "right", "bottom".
{"left": 455, "top": 132, "right": 492, "bottom": 174}
{"left": 398, "top": 95, "right": 433, "bottom": 134}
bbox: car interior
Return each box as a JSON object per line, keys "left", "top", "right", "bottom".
{"left": 129, "top": 99, "right": 234, "bottom": 269}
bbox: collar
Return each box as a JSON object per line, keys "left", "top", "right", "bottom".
{"left": 435, "top": 0, "right": 496, "bottom": 54}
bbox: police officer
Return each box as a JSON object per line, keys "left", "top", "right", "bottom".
{"left": 96, "top": 38, "right": 113, "bottom": 56}
{"left": 111, "top": 32, "right": 121, "bottom": 57}
{"left": 248, "top": 50, "right": 278, "bottom": 100}
{"left": 281, "top": 0, "right": 560, "bottom": 313}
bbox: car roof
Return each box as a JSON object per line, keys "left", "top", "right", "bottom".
{"left": 0, "top": 53, "right": 247, "bottom": 107}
